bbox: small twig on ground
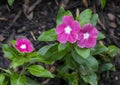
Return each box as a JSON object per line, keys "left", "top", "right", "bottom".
{"left": 6, "top": 10, "right": 22, "bottom": 30}
{"left": 98, "top": 18, "right": 106, "bottom": 30}
{"left": 7, "top": 29, "right": 16, "bottom": 46}
{"left": 27, "top": 0, "right": 42, "bottom": 14}
{"left": 30, "top": 31, "right": 36, "bottom": 40}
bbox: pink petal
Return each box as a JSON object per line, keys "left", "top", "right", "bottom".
{"left": 85, "top": 38, "right": 97, "bottom": 48}
{"left": 71, "top": 21, "right": 81, "bottom": 33}
{"left": 68, "top": 33, "right": 78, "bottom": 43}
{"left": 77, "top": 39, "right": 86, "bottom": 48}
{"left": 62, "top": 16, "right": 73, "bottom": 25}
{"left": 56, "top": 24, "right": 66, "bottom": 34}
{"left": 89, "top": 27, "right": 98, "bottom": 38}
{"left": 81, "top": 23, "right": 93, "bottom": 33}
{"left": 57, "top": 33, "right": 68, "bottom": 43}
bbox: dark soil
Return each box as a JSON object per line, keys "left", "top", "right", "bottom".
{"left": 0, "top": 0, "right": 120, "bottom": 85}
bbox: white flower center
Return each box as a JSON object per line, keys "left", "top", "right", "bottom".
{"left": 64, "top": 26, "right": 72, "bottom": 34}
{"left": 20, "top": 44, "right": 26, "bottom": 49}
{"left": 83, "top": 33, "right": 89, "bottom": 39}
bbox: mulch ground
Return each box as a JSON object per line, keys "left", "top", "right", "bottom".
{"left": 0, "top": 0, "right": 120, "bottom": 85}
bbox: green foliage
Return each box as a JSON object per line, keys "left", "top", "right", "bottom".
{"left": 11, "top": 73, "right": 26, "bottom": 85}
{"left": 7, "top": 0, "right": 14, "bottom": 6}
{"left": 98, "top": 32, "right": 106, "bottom": 40}
{"left": 100, "top": 0, "right": 107, "bottom": 9}
{"left": 77, "top": 9, "right": 92, "bottom": 26}
{"left": 81, "top": 73, "right": 97, "bottom": 85}
{"left": 1, "top": 42, "right": 54, "bottom": 84}
{"left": 74, "top": 46, "right": 90, "bottom": 59}
{"left": 0, "top": 74, "right": 6, "bottom": 85}
{"left": 90, "top": 14, "right": 98, "bottom": 26}
{"left": 99, "top": 63, "right": 114, "bottom": 71}
{"left": 38, "top": 28, "right": 57, "bottom": 41}
{"left": 28, "top": 65, "right": 54, "bottom": 78}
{"left": 1, "top": 6, "right": 118, "bottom": 85}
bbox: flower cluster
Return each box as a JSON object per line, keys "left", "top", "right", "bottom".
{"left": 14, "top": 38, "right": 33, "bottom": 53}
{"left": 56, "top": 16, "right": 98, "bottom": 48}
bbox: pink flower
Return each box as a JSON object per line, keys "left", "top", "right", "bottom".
{"left": 56, "top": 16, "right": 81, "bottom": 44}
{"left": 15, "top": 38, "right": 33, "bottom": 53}
{"left": 77, "top": 23, "right": 98, "bottom": 48}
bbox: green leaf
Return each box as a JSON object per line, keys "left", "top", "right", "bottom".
{"left": 71, "top": 49, "right": 87, "bottom": 65}
{"left": 108, "top": 45, "right": 120, "bottom": 57}
{"left": 57, "top": 65, "right": 69, "bottom": 77}
{"left": 99, "top": 63, "right": 114, "bottom": 71}
{"left": 27, "top": 52, "right": 51, "bottom": 64}
{"left": 11, "top": 40, "right": 16, "bottom": 46}
{"left": 11, "top": 73, "right": 26, "bottom": 85}
{"left": 90, "top": 14, "right": 98, "bottom": 26}
{"left": 101, "top": 0, "right": 106, "bottom": 9}
{"left": 58, "top": 43, "right": 68, "bottom": 51}
{"left": 72, "top": 50, "right": 98, "bottom": 73}
{"left": 65, "top": 73, "right": 78, "bottom": 85}
{"left": 74, "top": 46, "right": 90, "bottom": 59}
{"left": 11, "top": 57, "right": 27, "bottom": 68}
{"left": 39, "top": 43, "right": 69, "bottom": 62}
{"left": 38, "top": 29, "right": 57, "bottom": 41}
{"left": 7, "top": 0, "right": 14, "bottom": 6}
{"left": 38, "top": 43, "right": 58, "bottom": 56}
{"left": 87, "top": 56, "right": 98, "bottom": 72}
{"left": 78, "top": 56, "right": 98, "bottom": 75}
{"left": 57, "top": 7, "right": 66, "bottom": 25}
{"left": 97, "top": 32, "right": 105, "bottom": 40}
{"left": 0, "top": 74, "right": 5, "bottom": 85}
{"left": 65, "top": 54, "right": 78, "bottom": 70}
{"left": 44, "top": 48, "right": 68, "bottom": 62}
{"left": 2, "top": 44, "right": 18, "bottom": 59}
{"left": 78, "top": 9, "right": 92, "bottom": 26}
{"left": 28, "top": 65, "right": 54, "bottom": 78}
{"left": 79, "top": 65, "right": 92, "bottom": 75}
{"left": 91, "top": 44, "right": 108, "bottom": 55}
{"left": 64, "top": 10, "right": 73, "bottom": 17}
{"left": 81, "top": 73, "right": 97, "bottom": 85}
{"left": 26, "top": 77, "right": 42, "bottom": 85}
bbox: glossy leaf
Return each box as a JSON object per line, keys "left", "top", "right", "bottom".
{"left": 0, "top": 74, "right": 5, "bottom": 85}
{"left": 38, "top": 29, "right": 57, "bottom": 41}
{"left": 87, "top": 56, "right": 98, "bottom": 72}
{"left": 8, "top": 0, "right": 14, "bottom": 6}
{"left": 64, "top": 10, "right": 73, "bottom": 17}
{"left": 78, "top": 9, "right": 92, "bottom": 26}
{"left": 65, "top": 54, "right": 78, "bottom": 70}
{"left": 90, "top": 14, "right": 98, "bottom": 26}
{"left": 81, "top": 73, "right": 97, "bottom": 85}
{"left": 74, "top": 46, "right": 90, "bottom": 59}
{"left": 97, "top": 32, "right": 105, "bottom": 40}
{"left": 11, "top": 73, "right": 26, "bottom": 85}
{"left": 65, "top": 73, "right": 78, "bottom": 85}
{"left": 100, "top": 63, "right": 114, "bottom": 71}
{"left": 2, "top": 44, "right": 18, "bottom": 60}
{"left": 28, "top": 65, "right": 54, "bottom": 78}
{"left": 108, "top": 45, "right": 120, "bottom": 57}
{"left": 91, "top": 44, "right": 108, "bottom": 55}
{"left": 38, "top": 43, "right": 58, "bottom": 56}
{"left": 11, "top": 57, "right": 27, "bottom": 68}
{"left": 101, "top": 0, "right": 106, "bottom": 9}
{"left": 57, "top": 7, "right": 66, "bottom": 25}
{"left": 72, "top": 50, "right": 98, "bottom": 73}
{"left": 58, "top": 43, "right": 68, "bottom": 51}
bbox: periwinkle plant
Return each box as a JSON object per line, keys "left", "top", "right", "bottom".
{"left": 37, "top": 7, "right": 119, "bottom": 85}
